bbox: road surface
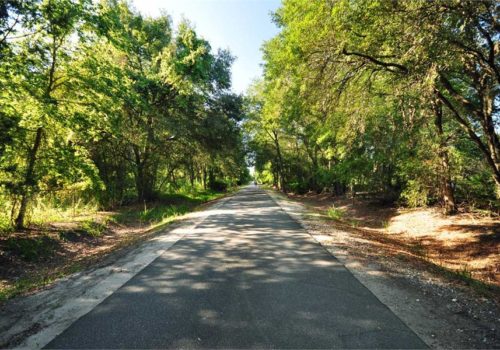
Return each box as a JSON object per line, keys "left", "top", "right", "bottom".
{"left": 46, "top": 186, "right": 426, "bottom": 349}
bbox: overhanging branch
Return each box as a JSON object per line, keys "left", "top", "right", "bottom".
{"left": 341, "top": 48, "right": 408, "bottom": 74}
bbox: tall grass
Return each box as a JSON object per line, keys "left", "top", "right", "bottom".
{"left": 0, "top": 187, "right": 230, "bottom": 234}
{"left": 0, "top": 196, "right": 99, "bottom": 234}
{"left": 0, "top": 187, "right": 233, "bottom": 303}
{"left": 0, "top": 194, "right": 13, "bottom": 234}
{"left": 113, "top": 189, "right": 227, "bottom": 228}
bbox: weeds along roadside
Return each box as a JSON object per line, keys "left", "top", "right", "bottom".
{"left": 0, "top": 187, "right": 236, "bottom": 303}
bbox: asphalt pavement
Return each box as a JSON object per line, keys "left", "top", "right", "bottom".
{"left": 46, "top": 185, "right": 427, "bottom": 349}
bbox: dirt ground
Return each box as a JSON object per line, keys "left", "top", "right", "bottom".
{"left": 0, "top": 216, "right": 154, "bottom": 295}
{"left": 0, "top": 199, "right": 221, "bottom": 301}
{"left": 269, "top": 191, "right": 500, "bottom": 349}
{"left": 288, "top": 193, "right": 500, "bottom": 286}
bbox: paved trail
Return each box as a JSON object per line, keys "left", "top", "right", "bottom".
{"left": 46, "top": 186, "right": 426, "bottom": 349}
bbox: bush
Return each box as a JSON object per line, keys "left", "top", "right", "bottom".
{"left": 327, "top": 207, "right": 344, "bottom": 221}
{"left": 139, "top": 205, "right": 189, "bottom": 224}
{"left": 400, "top": 180, "right": 429, "bottom": 208}
{"left": 80, "top": 220, "right": 107, "bottom": 237}
{"left": 0, "top": 215, "right": 13, "bottom": 235}
{"left": 288, "top": 181, "right": 308, "bottom": 194}
{"left": 209, "top": 179, "right": 228, "bottom": 192}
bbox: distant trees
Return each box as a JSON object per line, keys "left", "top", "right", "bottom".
{"left": 247, "top": 0, "right": 499, "bottom": 213}
{"left": 0, "top": 0, "right": 248, "bottom": 229}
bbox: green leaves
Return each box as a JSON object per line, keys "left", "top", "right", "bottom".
{"left": 0, "top": 0, "right": 247, "bottom": 227}
{"left": 250, "top": 0, "right": 498, "bottom": 206}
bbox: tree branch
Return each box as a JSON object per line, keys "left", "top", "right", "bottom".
{"left": 436, "top": 89, "right": 500, "bottom": 180}
{"left": 341, "top": 48, "right": 408, "bottom": 74}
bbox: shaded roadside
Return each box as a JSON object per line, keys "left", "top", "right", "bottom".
{"left": 286, "top": 192, "right": 499, "bottom": 287}
{"left": 0, "top": 191, "right": 231, "bottom": 303}
{"left": 0, "top": 192, "right": 233, "bottom": 348}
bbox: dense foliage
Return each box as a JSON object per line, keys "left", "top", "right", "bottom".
{"left": 247, "top": 0, "right": 499, "bottom": 213}
{"left": 0, "top": 0, "right": 249, "bottom": 229}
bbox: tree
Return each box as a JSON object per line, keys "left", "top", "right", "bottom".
{"left": 1, "top": 0, "right": 94, "bottom": 229}
{"left": 249, "top": 0, "right": 498, "bottom": 212}
{"left": 0, "top": 0, "right": 249, "bottom": 231}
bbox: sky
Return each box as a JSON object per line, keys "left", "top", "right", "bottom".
{"left": 131, "top": 0, "right": 282, "bottom": 94}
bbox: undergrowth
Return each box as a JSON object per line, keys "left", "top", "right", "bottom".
{"left": 0, "top": 188, "right": 232, "bottom": 303}
{"left": 326, "top": 206, "right": 344, "bottom": 221}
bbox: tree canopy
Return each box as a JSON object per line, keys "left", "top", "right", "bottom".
{"left": 0, "top": 0, "right": 249, "bottom": 229}
{"left": 246, "top": 0, "right": 499, "bottom": 213}
{"left": 2, "top": 0, "right": 498, "bottom": 230}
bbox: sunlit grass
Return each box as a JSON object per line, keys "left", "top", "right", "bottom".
{"left": 326, "top": 207, "right": 344, "bottom": 221}
{"left": 0, "top": 196, "right": 14, "bottom": 234}
{"left": 0, "top": 197, "right": 100, "bottom": 234}
{"left": 113, "top": 203, "right": 190, "bottom": 227}
{"left": 30, "top": 207, "right": 99, "bottom": 225}
{"left": 0, "top": 188, "right": 234, "bottom": 302}
{"left": 112, "top": 190, "right": 228, "bottom": 228}
{"left": 0, "top": 188, "right": 230, "bottom": 234}
{"left": 79, "top": 219, "right": 108, "bottom": 237}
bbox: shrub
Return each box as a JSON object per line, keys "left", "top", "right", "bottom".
{"left": 80, "top": 220, "right": 107, "bottom": 237}
{"left": 400, "top": 180, "right": 429, "bottom": 208}
{"left": 327, "top": 207, "right": 344, "bottom": 221}
{"left": 209, "top": 180, "right": 228, "bottom": 192}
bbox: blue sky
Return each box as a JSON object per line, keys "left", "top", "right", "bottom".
{"left": 132, "top": 0, "right": 281, "bottom": 94}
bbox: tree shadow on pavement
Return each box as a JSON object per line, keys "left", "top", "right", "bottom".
{"left": 46, "top": 187, "right": 427, "bottom": 349}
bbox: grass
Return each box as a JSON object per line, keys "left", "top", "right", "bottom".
{"left": 0, "top": 263, "right": 85, "bottom": 303}
{"left": 429, "top": 262, "right": 499, "bottom": 298}
{"left": 0, "top": 196, "right": 13, "bottom": 235}
{"left": 0, "top": 189, "right": 226, "bottom": 234}
{"left": 326, "top": 206, "right": 344, "bottom": 221}
{"left": 382, "top": 220, "right": 390, "bottom": 230}
{"left": 0, "top": 198, "right": 99, "bottom": 235}
{"left": 0, "top": 188, "right": 234, "bottom": 303}
{"left": 80, "top": 220, "right": 108, "bottom": 237}
{"left": 112, "top": 203, "right": 190, "bottom": 227}
{"left": 349, "top": 219, "right": 359, "bottom": 228}
{"left": 30, "top": 200, "right": 99, "bottom": 225}
{"left": 409, "top": 239, "right": 427, "bottom": 258}
{"left": 5, "top": 236, "right": 60, "bottom": 262}
{"left": 112, "top": 190, "right": 226, "bottom": 227}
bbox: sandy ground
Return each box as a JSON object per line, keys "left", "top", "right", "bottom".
{"left": 268, "top": 190, "right": 500, "bottom": 349}
{"left": 289, "top": 193, "right": 499, "bottom": 286}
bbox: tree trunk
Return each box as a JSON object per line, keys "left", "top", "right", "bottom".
{"left": 15, "top": 127, "right": 43, "bottom": 229}
{"left": 189, "top": 163, "right": 195, "bottom": 187}
{"left": 202, "top": 167, "right": 207, "bottom": 190}
{"left": 437, "top": 77, "right": 500, "bottom": 197}
{"left": 133, "top": 147, "right": 155, "bottom": 202}
{"left": 433, "top": 99, "right": 456, "bottom": 215}
{"left": 271, "top": 130, "right": 286, "bottom": 192}
{"left": 208, "top": 167, "right": 215, "bottom": 189}
{"left": 272, "top": 169, "right": 278, "bottom": 188}
{"left": 303, "top": 136, "right": 319, "bottom": 192}
{"left": 482, "top": 90, "right": 500, "bottom": 198}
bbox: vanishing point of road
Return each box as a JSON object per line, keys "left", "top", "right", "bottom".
{"left": 46, "top": 186, "right": 426, "bottom": 349}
